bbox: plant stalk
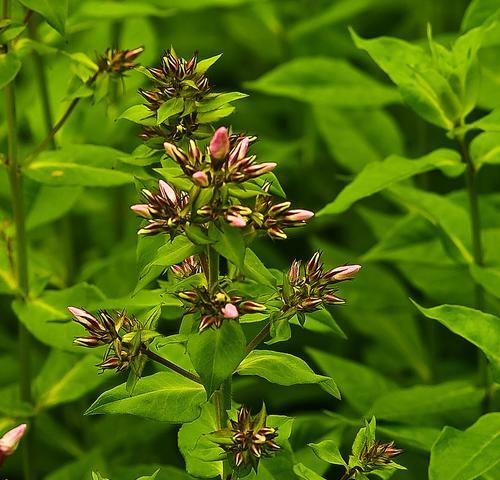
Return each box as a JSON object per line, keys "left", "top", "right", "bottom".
{"left": 457, "top": 135, "right": 492, "bottom": 412}
{"left": 205, "top": 245, "right": 231, "bottom": 478}
{"left": 246, "top": 322, "right": 271, "bottom": 353}
{"left": 142, "top": 348, "right": 201, "bottom": 383}
{"left": 3, "top": 1, "right": 34, "bottom": 478}
{"left": 26, "top": 71, "right": 100, "bottom": 164}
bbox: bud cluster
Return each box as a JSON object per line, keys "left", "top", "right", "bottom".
{"left": 282, "top": 251, "right": 361, "bottom": 312}
{"left": 164, "top": 127, "right": 276, "bottom": 188}
{"left": 68, "top": 307, "right": 142, "bottom": 371}
{"left": 211, "top": 406, "right": 280, "bottom": 473}
{"left": 131, "top": 179, "right": 190, "bottom": 237}
{"left": 177, "top": 287, "right": 266, "bottom": 332}
{"left": 97, "top": 46, "right": 144, "bottom": 76}
{"left": 170, "top": 255, "right": 203, "bottom": 278}
{"left": 138, "top": 49, "right": 208, "bottom": 142}
{"left": 360, "top": 441, "right": 403, "bottom": 472}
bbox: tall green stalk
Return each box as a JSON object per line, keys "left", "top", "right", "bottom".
{"left": 205, "top": 246, "right": 232, "bottom": 479}
{"left": 457, "top": 134, "right": 492, "bottom": 412}
{"left": 3, "top": 1, "right": 34, "bottom": 478}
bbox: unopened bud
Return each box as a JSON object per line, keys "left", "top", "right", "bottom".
{"left": 178, "top": 291, "right": 199, "bottom": 303}
{"left": 221, "top": 303, "right": 239, "bottom": 319}
{"left": 124, "top": 46, "right": 144, "bottom": 60}
{"left": 284, "top": 209, "right": 314, "bottom": 222}
{"left": 209, "top": 127, "right": 230, "bottom": 160}
{"left": 226, "top": 214, "right": 247, "bottom": 228}
{"left": 324, "top": 264, "right": 361, "bottom": 281}
{"left": 130, "top": 204, "right": 151, "bottom": 218}
{"left": 74, "top": 336, "right": 102, "bottom": 348}
{"left": 68, "top": 307, "right": 102, "bottom": 332}
{"left": 192, "top": 171, "right": 210, "bottom": 187}
{"left": 268, "top": 226, "right": 287, "bottom": 240}
{"left": 288, "top": 260, "right": 302, "bottom": 283}
{"left": 324, "top": 293, "right": 345, "bottom": 304}
{"left": 164, "top": 142, "right": 188, "bottom": 164}
{"left": 0, "top": 424, "right": 27, "bottom": 463}
{"left": 158, "top": 179, "right": 178, "bottom": 204}
{"left": 239, "top": 301, "right": 266, "bottom": 313}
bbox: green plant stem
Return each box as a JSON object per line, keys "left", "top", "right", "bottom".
{"left": 26, "top": 71, "right": 100, "bottom": 164}
{"left": 204, "top": 245, "right": 231, "bottom": 479}
{"left": 143, "top": 348, "right": 201, "bottom": 383}
{"left": 457, "top": 135, "right": 492, "bottom": 412}
{"left": 3, "top": 1, "right": 34, "bottom": 478}
{"left": 246, "top": 322, "right": 271, "bottom": 353}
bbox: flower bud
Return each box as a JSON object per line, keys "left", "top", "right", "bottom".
{"left": 324, "top": 293, "right": 345, "bottom": 304}
{"left": 284, "top": 209, "right": 314, "bottom": 222}
{"left": 158, "top": 179, "right": 178, "bottom": 204}
{"left": 239, "top": 301, "right": 266, "bottom": 313}
{"left": 288, "top": 260, "right": 302, "bottom": 284}
{"left": 97, "top": 357, "right": 121, "bottom": 370}
{"left": 68, "top": 307, "right": 102, "bottom": 332}
{"left": 305, "top": 252, "right": 322, "bottom": 276}
{"left": 324, "top": 264, "right": 361, "bottom": 282}
{"left": 268, "top": 226, "right": 287, "bottom": 240}
{"left": 229, "top": 137, "right": 250, "bottom": 166}
{"left": 221, "top": 303, "right": 239, "bottom": 319}
{"left": 130, "top": 204, "right": 151, "bottom": 218}
{"left": 244, "top": 162, "right": 277, "bottom": 178}
{"left": 178, "top": 291, "right": 199, "bottom": 303}
{"left": 192, "top": 171, "right": 210, "bottom": 187}
{"left": 226, "top": 214, "right": 247, "bottom": 228}
{"left": 74, "top": 336, "right": 102, "bottom": 348}
{"left": 164, "top": 142, "right": 188, "bottom": 165}
{"left": 0, "top": 424, "right": 27, "bottom": 464}
{"left": 189, "top": 139, "right": 201, "bottom": 161}
{"left": 300, "top": 297, "right": 323, "bottom": 310}
{"left": 209, "top": 127, "right": 230, "bottom": 160}
{"left": 124, "top": 46, "right": 145, "bottom": 60}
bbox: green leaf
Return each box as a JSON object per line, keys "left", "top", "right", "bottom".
{"left": 211, "top": 223, "right": 246, "bottom": 269}
{"left": 18, "top": 0, "right": 68, "bottom": 35}
{"left": 429, "top": 413, "right": 500, "bottom": 480}
{"left": 470, "top": 131, "right": 500, "bottom": 168}
{"left": 308, "top": 440, "right": 347, "bottom": 466}
{"left": 246, "top": 57, "right": 399, "bottom": 107}
{"left": 242, "top": 249, "right": 276, "bottom": 287}
{"left": 318, "top": 149, "right": 463, "bottom": 216}
{"left": 78, "top": 2, "right": 173, "bottom": 19}
{"left": 117, "top": 104, "right": 156, "bottom": 126}
{"left": 178, "top": 402, "right": 223, "bottom": 478}
{"left": 470, "top": 264, "right": 500, "bottom": 299}
{"left": 305, "top": 309, "right": 346, "bottom": 339}
{"left": 25, "top": 145, "right": 133, "bottom": 187}
{"left": 293, "top": 463, "right": 326, "bottom": 480}
{"left": 370, "top": 380, "right": 484, "bottom": 423}
{"left": 413, "top": 301, "right": 500, "bottom": 381}
{"left": 136, "top": 236, "right": 202, "bottom": 293}
{"left": 33, "top": 350, "right": 107, "bottom": 409}
{"left": 314, "top": 106, "right": 404, "bottom": 173}
{"left": 306, "top": 348, "right": 395, "bottom": 413}
{"left": 462, "top": 0, "right": 500, "bottom": 30}
{"left": 237, "top": 350, "right": 340, "bottom": 398}
{"left": 26, "top": 186, "right": 82, "bottom": 230}
{"left": 195, "top": 54, "right": 222, "bottom": 74}
{"left": 86, "top": 371, "right": 206, "bottom": 423}
{"left": 12, "top": 283, "right": 104, "bottom": 351}
{"left": 156, "top": 97, "right": 184, "bottom": 124}
{"left": 197, "top": 92, "right": 248, "bottom": 112}
{"left": 188, "top": 321, "right": 246, "bottom": 396}
{"left": 0, "top": 51, "right": 21, "bottom": 89}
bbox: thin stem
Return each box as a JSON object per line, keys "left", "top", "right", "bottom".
{"left": 339, "top": 470, "right": 354, "bottom": 480}
{"left": 28, "top": 17, "right": 55, "bottom": 149}
{"left": 142, "top": 348, "right": 201, "bottom": 384}
{"left": 207, "top": 245, "right": 219, "bottom": 292}
{"left": 246, "top": 322, "right": 271, "bottom": 354}
{"left": 3, "top": 1, "right": 34, "bottom": 478}
{"left": 25, "top": 71, "right": 100, "bottom": 164}
{"left": 457, "top": 135, "right": 492, "bottom": 412}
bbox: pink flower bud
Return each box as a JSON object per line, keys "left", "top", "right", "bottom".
{"left": 324, "top": 293, "right": 345, "bottom": 304}
{"left": 226, "top": 214, "right": 247, "bottom": 228}
{"left": 284, "top": 209, "right": 315, "bottom": 222}
{"left": 268, "top": 226, "right": 287, "bottom": 240}
{"left": 288, "top": 260, "right": 302, "bottom": 283}
{"left": 0, "top": 424, "right": 27, "bottom": 462}
{"left": 221, "top": 303, "right": 239, "bottom": 319}
{"left": 324, "top": 264, "right": 361, "bottom": 281}
{"left": 229, "top": 137, "right": 250, "bottom": 166}
{"left": 306, "top": 252, "right": 322, "bottom": 275}
{"left": 158, "top": 180, "right": 177, "bottom": 204}
{"left": 244, "top": 162, "right": 277, "bottom": 177}
{"left": 192, "top": 171, "right": 210, "bottom": 187}
{"left": 164, "top": 142, "right": 188, "bottom": 164}
{"left": 130, "top": 204, "right": 151, "bottom": 218}
{"left": 239, "top": 301, "right": 266, "bottom": 312}
{"left": 124, "top": 46, "right": 144, "bottom": 60}
{"left": 74, "top": 336, "right": 102, "bottom": 347}
{"left": 209, "top": 127, "right": 230, "bottom": 160}
{"left": 68, "top": 307, "right": 102, "bottom": 332}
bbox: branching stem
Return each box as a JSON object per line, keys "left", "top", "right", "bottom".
{"left": 142, "top": 348, "right": 201, "bottom": 384}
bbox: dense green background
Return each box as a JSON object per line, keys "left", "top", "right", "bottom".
{"left": 1, "top": 0, "right": 499, "bottom": 479}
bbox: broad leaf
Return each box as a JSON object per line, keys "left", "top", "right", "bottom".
{"left": 0, "top": 51, "right": 21, "bottom": 89}
{"left": 237, "top": 350, "right": 340, "bottom": 398}
{"left": 318, "top": 149, "right": 463, "bottom": 216}
{"left": 307, "top": 348, "right": 395, "bottom": 413}
{"left": 246, "top": 57, "right": 400, "bottom": 107}
{"left": 413, "top": 301, "right": 500, "bottom": 380}
{"left": 308, "top": 439, "right": 346, "bottom": 466}
{"left": 18, "top": 0, "right": 68, "bottom": 35}
{"left": 429, "top": 413, "right": 500, "bottom": 480}
{"left": 86, "top": 371, "right": 206, "bottom": 423}
{"left": 188, "top": 321, "right": 246, "bottom": 396}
